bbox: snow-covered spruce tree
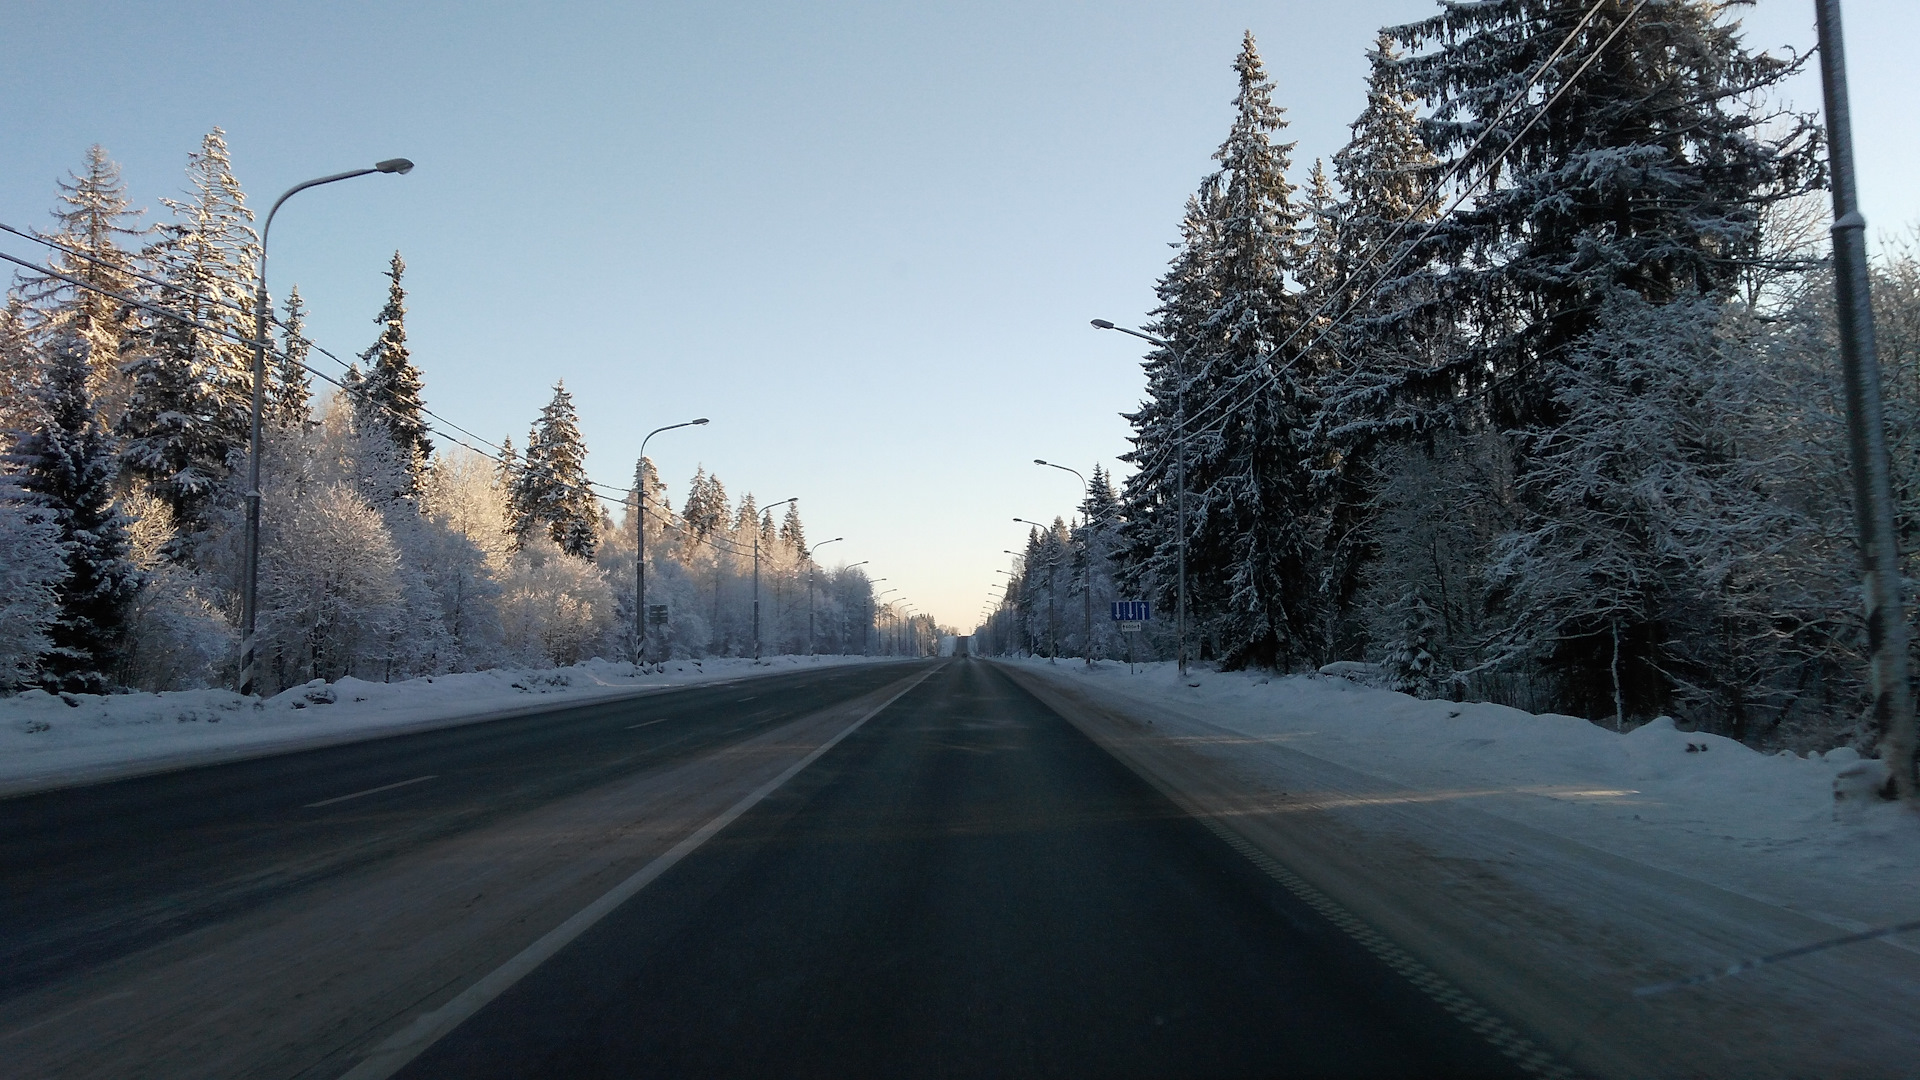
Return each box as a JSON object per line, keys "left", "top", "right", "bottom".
{"left": 14, "top": 145, "right": 147, "bottom": 423}
{"left": 270, "top": 286, "right": 314, "bottom": 429}
{"left": 1185, "top": 32, "right": 1319, "bottom": 670}
{"left": 1312, "top": 31, "right": 1443, "bottom": 660}
{"left": 779, "top": 500, "right": 806, "bottom": 554}
{"left": 8, "top": 332, "right": 140, "bottom": 693}
{"left": 681, "top": 466, "right": 728, "bottom": 541}
{"left": 510, "top": 382, "right": 598, "bottom": 559}
{"left": 1488, "top": 294, "right": 1831, "bottom": 734}
{"left": 1117, "top": 188, "right": 1221, "bottom": 663}
{"left": 733, "top": 493, "right": 759, "bottom": 543}
{"left": 1383, "top": 585, "right": 1439, "bottom": 696}
{"left": 356, "top": 252, "right": 432, "bottom": 486}
{"left": 1069, "top": 465, "right": 1124, "bottom": 660}
{"left": 1382, "top": 0, "right": 1819, "bottom": 428}
{"left": 0, "top": 477, "right": 65, "bottom": 691}
{"left": 1369, "top": 1, "right": 1819, "bottom": 718}
{"left": 118, "top": 129, "right": 258, "bottom": 533}
{"left": 0, "top": 297, "right": 42, "bottom": 437}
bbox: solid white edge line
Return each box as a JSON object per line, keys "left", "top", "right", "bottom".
{"left": 304, "top": 775, "right": 438, "bottom": 809}
{"left": 335, "top": 663, "right": 942, "bottom": 1080}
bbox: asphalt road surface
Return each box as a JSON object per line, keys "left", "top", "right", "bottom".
{"left": 0, "top": 661, "right": 926, "bottom": 1000}
{"left": 393, "top": 659, "right": 1525, "bottom": 1080}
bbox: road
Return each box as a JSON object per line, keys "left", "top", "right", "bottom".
{"left": 390, "top": 660, "right": 1521, "bottom": 1079}
{"left": 1, "top": 659, "right": 1529, "bottom": 1078}
{"left": 0, "top": 662, "right": 923, "bottom": 1000}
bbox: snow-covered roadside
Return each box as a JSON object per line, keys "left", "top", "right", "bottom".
{"left": 1000, "top": 657, "right": 1920, "bottom": 1076}
{"left": 0, "top": 655, "right": 903, "bottom": 796}
{"left": 1002, "top": 657, "right": 1920, "bottom": 931}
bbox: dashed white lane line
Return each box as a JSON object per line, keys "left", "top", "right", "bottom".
{"left": 337, "top": 664, "right": 941, "bottom": 1080}
{"left": 625, "top": 719, "right": 670, "bottom": 730}
{"left": 304, "top": 775, "right": 438, "bottom": 809}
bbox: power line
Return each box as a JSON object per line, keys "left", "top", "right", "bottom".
{"left": 0, "top": 244, "right": 814, "bottom": 565}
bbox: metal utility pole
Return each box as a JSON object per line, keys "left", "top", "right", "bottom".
{"left": 240, "top": 158, "right": 412, "bottom": 696}
{"left": 804, "top": 538, "right": 845, "bottom": 655}
{"left": 633, "top": 418, "right": 709, "bottom": 664}
{"left": 1815, "top": 0, "right": 1915, "bottom": 799}
{"left": 752, "top": 497, "right": 798, "bottom": 660}
{"left": 1036, "top": 460, "right": 1097, "bottom": 666}
{"left": 1093, "top": 320, "right": 1187, "bottom": 676}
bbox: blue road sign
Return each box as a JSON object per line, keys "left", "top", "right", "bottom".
{"left": 1110, "top": 600, "right": 1151, "bottom": 622}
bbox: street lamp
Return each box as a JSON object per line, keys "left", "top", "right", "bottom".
{"left": 753, "top": 497, "right": 798, "bottom": 659}
{"left": 1035, "top": 459, "right": 1096, "bottom": 667}
{"left": 1094, "top": 317, "right": 1188, "bottom": 677}
{"left": 239, "top": 157, "right": 413, "bottom": 695}
{"left": 1014, "top": 517, "right": 1060, "bottom": 661}
{"left": 804, "top": 536, "right": 845, "bottom": 656}
{"left": 635, "top": 418, "right": 710, "bottom": 663}
{"left": 1814, "top": 0, "right": 1915, "bottom": 797}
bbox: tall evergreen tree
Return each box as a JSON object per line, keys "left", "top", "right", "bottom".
{"left": 118, "top": 129, "right": 258, "bottom": 529}
{"left": 16, "top": 145, "right": 147, "bottom": 420}
{"left": 357, "top": 252, "right": 432, "bottom": 483}
{"left": 8, "top": 332, "right": 140, "bottom": 692}
{"left": 1379, "top": 0, "right": 1821, "bottom": 709}
{"left": 1187, "top": 32, "right": 1319, "bottom": 669}
{"left": 510, "top": 382, "right": 598, "bottom": 559}
{"left": 0, "top": 296, "right": 41, "bottom": 437}
{"left": 1119, "top": 189, "right": 1222, "bottom": 630}
{"left": 1313, "top": 31, "right": 1446, "bottom": 659}
{"left": 779, "top": 500, "right": 806, "bottom": 553}
{"left": 1383, "top": 0, "right": 1820, "bottom": 429}
{"left": 270, "top": 286, "right": 314, "bottom": 429}
{"left": 682, "top": 466, "right": 729, "bottom": 540}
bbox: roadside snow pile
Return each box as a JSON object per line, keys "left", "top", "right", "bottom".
{"left": 1010, "top": 658, "right": 1920, "bottom": 928}
{"left": 0, "top": 655, "right": 892, "bottom": 793}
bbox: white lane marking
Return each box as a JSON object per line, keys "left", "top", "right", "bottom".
{"left": 337, "top": 664, "right": 941, "bottom": 1080}
{"left": 625, "top": 719, "right": 670, "bottom": 730}
{"left": 304, "top": 775, "right": 438, "bottom": 809}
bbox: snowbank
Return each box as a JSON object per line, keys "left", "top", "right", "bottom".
{"left": 0, "top": 655, "right": 899, "bottom": 796}
{"left": 1003, "top": 657, "right": 1920, "bottom": 931}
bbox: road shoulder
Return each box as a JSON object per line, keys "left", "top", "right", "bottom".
{"left": 994, "top": 660, "right": 1920, "bottom": 1080}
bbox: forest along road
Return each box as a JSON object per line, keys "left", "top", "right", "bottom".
{"left": 378, "top": 658, "right": 1527, "bottom": 1080}
{"left": 0, "top": 660, "right": 936, "bottom": 1079}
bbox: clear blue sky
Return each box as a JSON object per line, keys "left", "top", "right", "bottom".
{"left": 5, "top": 1, "right": 1916, "bottom": 630}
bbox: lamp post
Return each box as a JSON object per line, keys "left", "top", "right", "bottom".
{"left": 1814, "top": 0, "right": 1915, "bottom": 796}
{"left": 993, "top": 568, "right": 1016, "bottom": 655}
{"left": 1001, "top": 552, "right": 1029, "bottom": 654}
{"left": 634, "top": 418, "right": 710, "bottom": 664}
{"left": 804, "top": 537, "right": 845, "bottom": 656}
{"left": 1014, "top": 518, "right": 1059, "bottom": 661}
{"left": 753, "top": 497, "right": 798, "bottom": 660}
{"left": 1035, "top": 459, "right": 1096, "bottom": 667}
{"left": 1094, "top": 318, "right": 1187, "bottom": 677}
{"left": 239, "top": 157, "right": 413, "bottom": 695}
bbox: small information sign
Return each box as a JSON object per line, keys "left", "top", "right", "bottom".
{"left": 1118, "top": 620, "right": 1143, "bottom": 633}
